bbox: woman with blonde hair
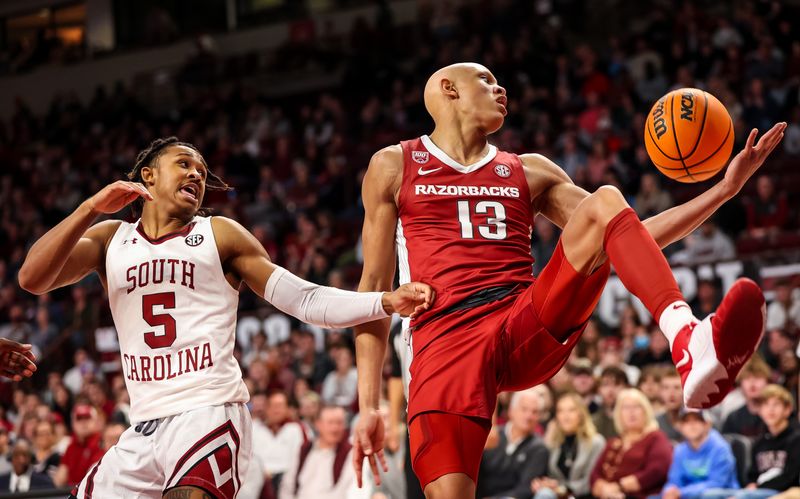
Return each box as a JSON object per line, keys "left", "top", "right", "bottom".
{"left": 590, "top": 388, "right": 672, "bottom": 499}
{"left": 532, "top": 392, "right": 606, "bottom": 499}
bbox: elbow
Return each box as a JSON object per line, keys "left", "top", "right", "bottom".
{"left": 17, "top": 267, "right": 47, "bottom": 295}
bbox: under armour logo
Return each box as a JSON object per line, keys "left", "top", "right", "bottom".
{"left": 123, "top": 238, "right": 138, "bottom": 245}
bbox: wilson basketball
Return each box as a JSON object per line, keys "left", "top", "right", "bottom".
{"left": 644, "top": 88, "right": 734, "bottom": 183}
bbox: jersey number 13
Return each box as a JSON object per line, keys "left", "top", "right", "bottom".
{"left": 457, "top": 200, "right": 507, "bottom": 240}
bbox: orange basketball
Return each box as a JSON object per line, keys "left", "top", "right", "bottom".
{"left": 644, "top": 88, "right": 734, "bottom": 183}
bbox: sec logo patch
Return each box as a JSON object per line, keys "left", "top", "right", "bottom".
{"left": 494, "top": 164, "right": 511, "bottom": 178}
{"left": 185, "top": 234, "right": 204, "bottom": 247}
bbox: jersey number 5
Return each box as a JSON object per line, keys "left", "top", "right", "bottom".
{"left": 142, "top": 292, "right": 177, "bottom": 348}
{"left": 457, "top": 200, "right": 507, "bottom": 240}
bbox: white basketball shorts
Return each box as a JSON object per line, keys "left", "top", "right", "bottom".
{"left": 73, "top": 403, "right": 252, "bottom": 499}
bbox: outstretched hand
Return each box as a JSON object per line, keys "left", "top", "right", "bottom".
{"left": 352, "top": 408, "right": 388, "bottom": 488}
{"left": 383, "top": 282, "right": 435, "bottom": 318}
{"left": 88, "top": 181, "right": 153, "bottom": 214}
{"left": 0, "top": 339, "right": 36, "bottom": 381}
{"left": 723, "top": 122, "right": 786, "bottom": 195}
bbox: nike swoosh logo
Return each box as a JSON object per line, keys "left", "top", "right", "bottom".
{"left": 675, "top": 348, "right": 691, "bottom": 370}
{"left": 673, "top": 304, "right": 690, "bottom": 310}
{"left": 418, "top": 167, "right": 442, "bottom": 176}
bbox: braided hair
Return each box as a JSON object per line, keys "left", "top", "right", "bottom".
{"left": 127, "top": 137, "right": 231, "bottom": 216}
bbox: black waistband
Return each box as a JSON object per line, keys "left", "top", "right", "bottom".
{"left": 416, "top": 285, "right": 518, "bottom": 330}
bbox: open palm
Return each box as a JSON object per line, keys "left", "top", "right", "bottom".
{"left": 723, "top": 122, "right": 786, "bottom": 195}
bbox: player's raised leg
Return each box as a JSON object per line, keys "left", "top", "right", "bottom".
{"left": 559, "top": 185, "right": 765, "bottom": 408}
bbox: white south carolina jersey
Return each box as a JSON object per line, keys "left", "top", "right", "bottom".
{"left": 106, "top": 216, "right": 249, "bottom": 423}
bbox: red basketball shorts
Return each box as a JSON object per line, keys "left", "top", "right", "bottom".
{"left": 407, "top": 240, "right": 610, "bottom": 488}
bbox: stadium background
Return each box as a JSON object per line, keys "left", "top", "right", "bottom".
{"left": 0, "top": 0, "right": 798, "bottom": 497}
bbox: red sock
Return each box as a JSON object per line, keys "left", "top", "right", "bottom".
{"left": 603, "top": 208, "right": 684, "bottom": 322}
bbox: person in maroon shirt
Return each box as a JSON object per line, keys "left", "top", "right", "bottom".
{"left": 53, "top": 403, "right": 104, "bottom": 487}
{"left": 745, "top": 175, "right": 789, "bottom": 240}
{"left": 590, "top": 388, "right": 673, "bottom": 499}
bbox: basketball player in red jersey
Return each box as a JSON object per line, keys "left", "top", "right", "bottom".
{"left": 352, "top": 63, "right": 786, "bottom": 498}
{"left": 17, "top": 137, "right": 432, "bottom": 499}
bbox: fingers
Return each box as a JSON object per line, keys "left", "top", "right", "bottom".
{"left": 367, "top": 454, "right": 381, "bottom": 486}
{"left": 126, "top": 182, "right": 154, "bottom": 201}
{"left": 352, "top": 442, "right": 364, "bottom": 488}
{"left": 755, "top": 122, "right": 786, "bottom": 152}
{"left": 376, "top": 448, "right": 388, "bottom": 473}
{"left": 745, "top": 128, "right": 758, "bottom": 150}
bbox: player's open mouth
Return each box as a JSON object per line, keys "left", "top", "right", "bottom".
{"left": 179, "top": 183, "right": 199, "bottom": 203}
{"left": 496, "top": 96, "right": 507, "bottom": 114}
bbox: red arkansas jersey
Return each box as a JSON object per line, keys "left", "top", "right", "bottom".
{"left": 397, "top": 135, "right": 535, "bottom": 329}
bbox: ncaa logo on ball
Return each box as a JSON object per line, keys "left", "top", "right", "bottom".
{"left": 185, "top": 234, "right": 204, "bottom": 247}
{"left": 494, "top": 164, "right": 511, "bottom": 178}
{"left": 412, "top": 151, "right": 429, "bottom": 164}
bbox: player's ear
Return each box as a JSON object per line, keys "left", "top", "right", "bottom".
{"left": 440, "top": 78, "right": 458, "bottom": 100}
{"left": 139, "top": 165, "right": 156, "bottom": 187}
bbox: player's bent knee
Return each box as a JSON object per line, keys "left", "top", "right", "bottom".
{"left": 577, "top": 185, "right": 629, "bottom": 226}
{"left": 163, "top": 485, "right": 216, "bottom": 499}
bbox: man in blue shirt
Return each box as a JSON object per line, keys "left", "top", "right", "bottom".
{"left": 661, "top": 409, "right": 739, "bottom": 499}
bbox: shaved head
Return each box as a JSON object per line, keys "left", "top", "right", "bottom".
{"left": 423, "top": 62, "right": 506, "bottom": 133}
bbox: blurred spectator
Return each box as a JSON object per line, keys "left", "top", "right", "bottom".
{"left": 101, "top": 422, "right": 125, "bottom": 450}
{"left": 590, "top": 388, "right": 672, "bottom": 499}
{"left": 320, "top": 344, "right": 357, "bottom": 411}
{"left": 0, "top": 304, "right": 33, "bottom": 345}
{"left": 656, "top": 368, "right": 684, "bottom": 443}
{"left": 279, "top": 405, "right": 356, "bottom": 499}
{"left": 369, "top": 403, "right": 405, "bottom": 499}
{"left": 691, "top": 279, "right": 722, "bottom": 319}
{"left": 669, "top": 220, "right": 736, "bottom": 266}
{"left": 534, "top": 392, "right": 605, "bottom": 499}
{"left": 568, "top": 358, "right": 598, "bottom": 413}
{"left": 592, "top": 366, "right": 630, "bottom": 439}
{"left": 292, "top": 329, "right": 332, "bottom": 389}
{"left": 0, "top": 439, "right": 53, "bottom": 492}
{"left": 0, "top": 427, "right": 10, "bottom": 475}
{"left": 766, "top": 280, "right": 800, "bottom": 334}
{"left": 722, "top": 356, "right": 770, "bottom": 438}
{"left": 53, "top": 403, "right": 103, "bottom": 487}
{"left": 63, "top": 349, "right": 97, "bottom": 395}
{"left": 478, "top": 388, "right": 550, "bottom": 499}
{"left": 636, "top": 366, "right": 664, "bottom": 414}
{"left": 744, "top": 176, "right": 789, "bottom": 241}
{"left": 661, "top": 410, "right": 739, "bottom": 499}
{"left": 596, "top": 337, "right": 640, "bottom": 386}
{"left": 532, "top": 218, "right": 560, "bottom": 276}
{"left": 629, "top": 325, "right": 672, "bottom": 368}
{"left": 252, "top": 391, "right": 305, "bottom": 496}
{"left": 31, "top": 419, "right": 60, "bottom": 479}
{"left": 705, "top": 385, "right": 800, "bottom": 498}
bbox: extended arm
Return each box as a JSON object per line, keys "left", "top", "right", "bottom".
{"left": 18, "top": 181, "right": 152, "bottom": 294}
{"left": 351, "top": 145, "right": 405, "bottom": 487}
{"left": 525, "top": 123, "right": 785, "bottom": 249}
{"left": 212, "top": 215, "right": 430, "bottom": 329}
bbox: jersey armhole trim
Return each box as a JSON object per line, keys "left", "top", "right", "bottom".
{"left": 207, "top": 217, "right": 242, "bottom": 294}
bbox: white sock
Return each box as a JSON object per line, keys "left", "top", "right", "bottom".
{"left": 658, "top": 300, "right": 697, "bottom": 349}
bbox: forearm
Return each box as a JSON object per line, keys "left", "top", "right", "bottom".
{"left": 264, "top": 267, "right": 390, "bottom": 328}
{"left": 354, "top": 319, "right": 391, "bottom": 411}
{"left": 19, "top": 200, "right": 97, "bottom": 292}
{"left": 642, "top": 179, "right": 734, "bottom": 249}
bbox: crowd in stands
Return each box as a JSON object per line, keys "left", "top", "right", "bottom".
{"left": 0, "top": 0, "right": 798, "bottom": 497}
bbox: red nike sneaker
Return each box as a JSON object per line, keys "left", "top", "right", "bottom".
{"left": 672, "top": 278, "right": 766, "bottom": 409}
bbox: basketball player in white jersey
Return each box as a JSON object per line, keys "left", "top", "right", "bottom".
{"left": 17, "top": 137, "right": 433, "bottom": 499}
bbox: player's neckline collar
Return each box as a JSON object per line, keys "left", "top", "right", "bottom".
{"left": 135, "top": 220, "right": 197, "bottom": 245}
{"left": 420, "top": 135, "right": 497, "bottom": 174}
